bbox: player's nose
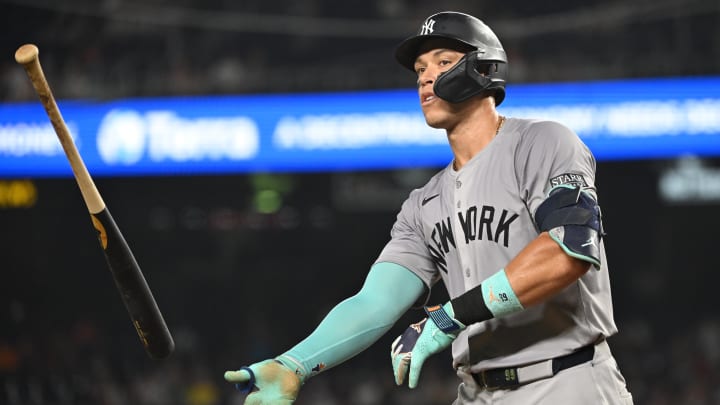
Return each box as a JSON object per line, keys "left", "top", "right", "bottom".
{"left": 417, "top": 69, "right": 436, "bottom": 88}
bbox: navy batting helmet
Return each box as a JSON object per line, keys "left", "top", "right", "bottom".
{"left": 395, "top": 11, "right": 508, "bottom": 105}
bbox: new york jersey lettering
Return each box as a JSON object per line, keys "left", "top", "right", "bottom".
{"left": 428, "top": 216, "right": 454, "bottom": 273}
{"left": 455, "top": 205, "right": 518, "bottom": 248}
{"left": 428, "top": 204, "right": 519, "bottom": 272}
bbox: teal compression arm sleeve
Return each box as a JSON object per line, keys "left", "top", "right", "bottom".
{"left": 276, "top": 262, "right": 425, "bottom": 382}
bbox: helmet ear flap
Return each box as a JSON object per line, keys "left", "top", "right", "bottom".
{"left": 434, "top": 50, "right": 502, "bottom": 104}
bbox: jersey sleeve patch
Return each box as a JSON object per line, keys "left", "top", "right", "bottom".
{"left": 549, "top": 173, "right": 588, "bottom": 188}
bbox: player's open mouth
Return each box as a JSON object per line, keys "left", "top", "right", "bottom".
{"left": 421, "top": 94, "right": 436, "bottom": 105}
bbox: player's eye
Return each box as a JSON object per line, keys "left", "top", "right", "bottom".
{"left": 415, "top": 66, "right": 426, "bottom": 76}
{"left": 439, "top": 59, "right": 453, "bottom": 67}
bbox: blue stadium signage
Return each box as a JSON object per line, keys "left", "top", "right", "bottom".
{"left": 1, "top": 76, "right": 719, "bottom": 177}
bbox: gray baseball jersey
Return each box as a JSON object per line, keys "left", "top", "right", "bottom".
{"left": 376, "top": 117, "right": 618, "bottom": 372}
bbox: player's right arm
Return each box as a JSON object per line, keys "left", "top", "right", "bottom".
{"left": 224, "top": 262, "right": 425, "bottom": 404}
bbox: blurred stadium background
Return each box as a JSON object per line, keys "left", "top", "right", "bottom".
{"left": 1, "top": 0, "right": 720, "bottom": 404}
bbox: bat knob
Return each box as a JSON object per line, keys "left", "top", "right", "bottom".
{"left": 15, "top": 44, "right": 39, "bottom": 65}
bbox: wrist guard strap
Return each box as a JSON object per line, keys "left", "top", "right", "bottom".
{"left": 424, "top": 304, "right": 463, "bottom": 334}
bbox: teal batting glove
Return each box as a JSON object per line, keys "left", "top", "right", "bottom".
{"left": 390, "top": 302, "right": 465, "bottom": 389}
{"left": 224, "top": 359, "right": 301, "bottom": 405}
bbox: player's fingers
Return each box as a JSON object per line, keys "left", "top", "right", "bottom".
{"left": 247, "top": 397, "right": 294, "bottom": 405}
{"left": 244, "top": 393, "right": 258, "bottom": 405}
{"left": 244, "top": 393, "right": 265, "bottom": 405}
{"left": 391, "top": 335, "right": 402, "bottom": 353}
{"left": 408, "top": 352, "right": 427, "bottom": 389}
{"left": 244, "top": 393, "right": 268, "bottom": 405}
{"left": 393, "top": 355, "right": 409, "bottom": 385}
{"left": 223, "top": 369, "right": 251, "bottom": 383}
{"left": 391, "top": 343, "right": 403, "bottom": 358}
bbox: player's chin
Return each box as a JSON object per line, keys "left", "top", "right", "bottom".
{"left": 422, "top": 105, "right": 454, "bottom": 129}
{"left": 423, "top": 113, "right": 451, "bottom": 129}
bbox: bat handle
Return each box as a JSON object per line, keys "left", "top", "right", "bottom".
{"left": 15, "top": 43, "right": 105, "bottom": 214}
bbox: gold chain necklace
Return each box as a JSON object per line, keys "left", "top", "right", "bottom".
{"left": 496, "top": 115, "right": 506, "bottom": 135}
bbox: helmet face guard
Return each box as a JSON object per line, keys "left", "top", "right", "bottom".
{"left": 395, "top": 12, "right": 508, "bottom": 106}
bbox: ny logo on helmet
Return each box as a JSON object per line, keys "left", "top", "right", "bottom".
{"left": 420, "top": 18, "right": 435, "bottom": 35}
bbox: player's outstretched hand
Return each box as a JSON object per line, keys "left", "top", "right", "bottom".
{"left": 390, "top": 303, "right": 465, "bottom": 389}
{"left": 224, "top": 359, "right": 301, "bottom": 405}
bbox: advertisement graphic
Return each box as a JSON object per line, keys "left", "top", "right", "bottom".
{"left": 2, "top": 77, "right": 719, "bottom": 177}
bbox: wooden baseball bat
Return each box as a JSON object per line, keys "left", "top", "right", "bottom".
{"left": 15, "top": 44, "right": 174, "bottom": 359}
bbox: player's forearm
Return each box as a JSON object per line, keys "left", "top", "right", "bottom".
{"left": 278, "top": 262, "right": 424, "bottom": 381}
{"left": 504, "top": 232, "right": 591, "bottom": 307}
{"left": 278, "top": 294, "right": 398, "bottom": 379}
{"left": 450, "top": 232, "right": 591, "bottom": 325}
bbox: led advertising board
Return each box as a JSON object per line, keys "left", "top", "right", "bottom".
{"left": 1, "top": 76, "right": 719, "bottom": 177}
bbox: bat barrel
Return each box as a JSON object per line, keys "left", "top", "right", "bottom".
{"left": 94, "top": 208, "right": 175, "bottom": 358}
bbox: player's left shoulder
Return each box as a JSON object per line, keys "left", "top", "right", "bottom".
{"left": 515, "top": 117, "right": 587, "bottom": 150}
{"left": 522, "top": 118, "right": 578, "bottom": 138}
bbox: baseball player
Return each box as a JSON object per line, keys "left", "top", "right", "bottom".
{"left": 225, "top": 11, "right": 633, "bottom": 404}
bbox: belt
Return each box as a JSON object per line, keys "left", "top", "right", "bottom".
{"left": 472, "top": 343, "right": 595, "bottom": 389}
